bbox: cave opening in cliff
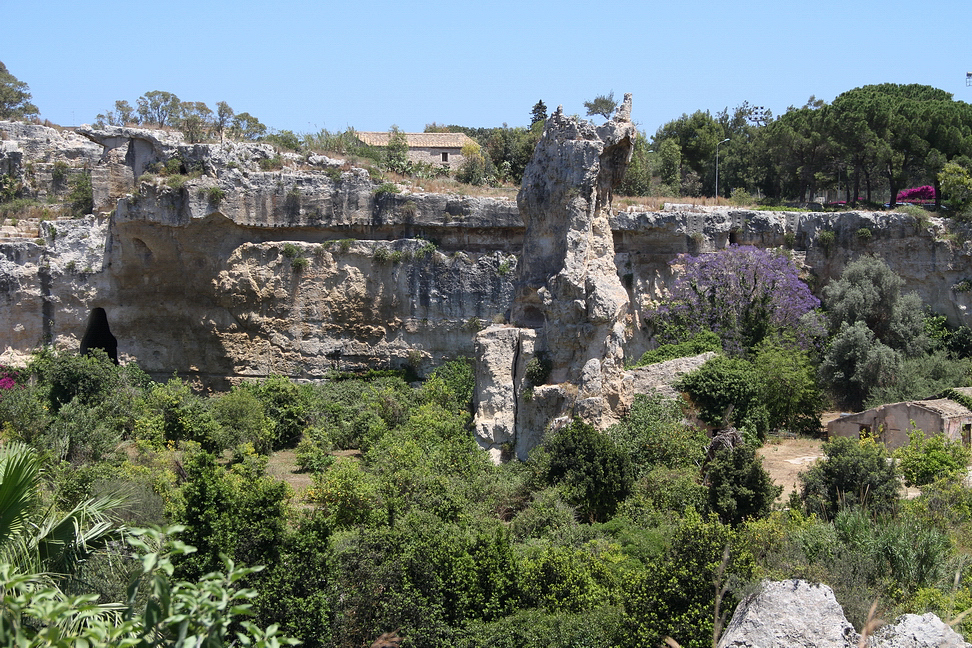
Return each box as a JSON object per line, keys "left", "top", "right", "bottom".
{"left": 80, "top": 307, "right": 119, "bottom": 364}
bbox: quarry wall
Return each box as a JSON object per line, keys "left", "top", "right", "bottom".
{"left": 3, "top": 120, "right": 972, "bottom": 397}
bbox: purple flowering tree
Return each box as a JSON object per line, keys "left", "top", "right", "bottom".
{"left": 649, "top": 245, "right": 824, "bottom": 354}
{"left": 0, "top": 365, "right": 21, "bottom": 391}
{"left": 896, "top": 186, "right": 936, "bottom": 203}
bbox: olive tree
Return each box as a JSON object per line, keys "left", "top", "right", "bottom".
{"left": 583, "top": 92, "right": 618, "bottom": 120}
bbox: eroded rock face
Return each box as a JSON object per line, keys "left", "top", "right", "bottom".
{"left": 717, "top": 579, "right": 970, "bottom": 648}
{"left": 474, "top": 95, "right": 636, "bottom": 457}
{"left": 4, "top": 119, "right": 972, "bottom": 458}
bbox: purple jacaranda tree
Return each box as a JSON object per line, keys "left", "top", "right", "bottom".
{"left": 649, "top": 245, "right": 824, "bottom": 355}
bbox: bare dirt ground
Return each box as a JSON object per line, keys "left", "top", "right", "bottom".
{"left": 757, "top": 437, "right": 824, "bottom": 502}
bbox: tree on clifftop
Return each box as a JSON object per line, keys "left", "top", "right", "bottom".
{"left": 0, "top": 61, "right": 39, "bottom": 120}
{"left": 137, "top": 90, "right": 181, "bottom": 127}
{"left": 530, "top": 100, "right": 548, "bottom": 126}
{"left": 584, "top": 92, "right": 618, "bottom": 120}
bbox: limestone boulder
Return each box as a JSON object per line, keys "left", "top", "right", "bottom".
{"left": 718, "top": 580, "right": 970, "bottom": 648}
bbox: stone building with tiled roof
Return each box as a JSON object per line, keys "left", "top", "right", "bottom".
{"left": 827, "top": 389, "right": 972, "bottom": 449}
{"left": 355, "top": 132, "right": 478, "bottom": 169}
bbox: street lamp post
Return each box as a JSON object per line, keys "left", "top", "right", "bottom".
{"left": 715, "top": 137, "right": 730, "bottom": 200}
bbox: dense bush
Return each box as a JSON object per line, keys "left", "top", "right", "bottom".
{"left": 751, "top": 337, "right": 822, "bottom": 435}
{"left": 797, "top": 437, "right": 899, "bottom": 519}
{"left": 894, "top": 429, "right": 971, "bottom": 487}
{"left": 705, "top": 444, "right": 782, "bottom": 525}
{"left": 820, "top": 256, "right": 937, "bottom": 409}
{"left": 608, "top": 394, "right": 707, "bottom": 474}
{"left": 622, "top": 510, "right": 754, "bottom": 648}
{"left": 676, "top": 356, "right": 769, "bottom": 439}
{"left": 536, "top": 419, "right": 633, "bottom": 523}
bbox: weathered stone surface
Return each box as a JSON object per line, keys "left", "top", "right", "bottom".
{"left": 718, "top": 579, "right": 859, "bottom": 648}
{"left": 718, "top": 580, "right": 970, "bottom": 648}
{"left": 499, "top": 94, "right": 636, "bottom": 442}
{"left": 625, "top": 352, "right": 718, "bottom": 399}
{"left": 473, "top": 326, "right": 530, "bottom": 461}
{"left": 873, "top": 613, "right": 971, "bottom": 648}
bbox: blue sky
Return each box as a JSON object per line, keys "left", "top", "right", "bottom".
{"left": 4, "top": 0, "right": 971, "bottom": 137}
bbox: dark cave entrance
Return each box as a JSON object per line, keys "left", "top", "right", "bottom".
{"left": 80, "top": 307, "right": 119, "bottom": 364}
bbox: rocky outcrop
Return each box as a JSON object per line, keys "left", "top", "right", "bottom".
{"left": 515, "top": 95, "right": 636, "bottom": 424}
{"left": 473, "top": 96, "right": 637, "bottom": 458}
{"left": 718, "top": 579, "right": 970, "bottom": 648}
{"left": 625, "top": 352, "right": 718, "bottom": 400}
{"left": 5, "top": 118, "right": 972, "bottom": 454}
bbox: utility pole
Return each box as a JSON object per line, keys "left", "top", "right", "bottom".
{"left": 715, "top": 138, "right": 730, "bottom": 199}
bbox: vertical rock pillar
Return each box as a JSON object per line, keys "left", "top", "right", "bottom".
{"left": 474, "top": 95, "right": 636, "bottom": 460}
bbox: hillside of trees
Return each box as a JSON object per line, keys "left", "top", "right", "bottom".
{"left": 3, "top": 252, "right": 972, "bottom": 647}
{"left": 4, "top": 62, "right": 972, "bottom": 647}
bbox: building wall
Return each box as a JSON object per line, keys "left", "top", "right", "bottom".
{"left": 828, "top": 402, "right": 972, "bottom": 449}
{"left": 406, "top": 147, "right": 464, "bottom": 169}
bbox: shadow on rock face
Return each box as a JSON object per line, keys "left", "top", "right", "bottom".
{"left": 80, "top": 307, "right": 118, "bottom": 364}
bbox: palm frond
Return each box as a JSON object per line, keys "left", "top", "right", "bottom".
{"left": 0, "top": 441, "right": 41, "bottom": 551}
{"left": 34, "top": 492, "right": 126, "bottom": 575}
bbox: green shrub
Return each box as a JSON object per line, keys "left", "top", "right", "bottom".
{"left": 68, "top": 171, "right": 93, "bottom": 217}
{"left": 634, "top": 331, "right": 721, "bottom": 367}
{"left": 373, "top": 182, "right": 400, "bottom": 196}
{"left": 705, "top": 444, "right": 782, "bottom": 526}
{"left": 205, "top": 185, "right": 225, "bottom": 205}
{"left": 798, "top": 437, "right": 899, "bottom": 519}
{"left": 164, "top": 158, "right": 182, "bottom": 175}
{"left": 373, "top": 246, "right": 390, "bottom": 264}
{"left": 259, "top": 156, "right": 283, "bottom": 171}
{"left": 295, "top": 431, "right": 334, "bottom": 473}
{"left": 676, "top": 356, "right": 769, "bottom": 440}
{"left": 536, "top": 419, "right": 633, "bottom": 523}
{"left": 291, "top": 256, "right": 309, "bottom": 272}
{"left": 729, "top": 187, "right": 752, "bottom": 206}
{"left": 282, "top": 243, "right": 299, "bottom": 258}
{"left": 608, "top": 394, "right": 707, "bottom": 474}
{"left": 165, "top": 174, "right": 188, "bottom": 190}
{"left": 857, "top": 227, "right": 872, "bottom": 241}
{"left": 894, "top": 428, "right": 970, "bottom": 487}
{"left": 210, "top": 386, "right": 276, "bottom": 453}
{"left": 817, "top": 229, "right": 836, "bottom": 254}
{"left": 622, "top": 509, "right": 753, "bottom": 648}
{"left": 896, "top": 203, "right": 928, "bottom": 219}
{"left": 51, "top": 160, "right": 69, "bottom": 185}
{"left": 525, "top": 352, "right": 552, "bottom": 386}
{"left": 415, "top": 239, "right": 437, "bottom": 260}
{"left": 425, "top": 358, "right": 475, "bottom": 415}
{"left": 751, "top": 336, "right": 822, "bottom": 436}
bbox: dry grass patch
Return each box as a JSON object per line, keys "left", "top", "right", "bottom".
{"left": 757, "top": 437, "right": 824, "bottom": 502}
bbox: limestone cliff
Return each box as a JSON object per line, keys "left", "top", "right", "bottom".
{"left": 473, "top": 96, "right": 637, "bottom": 459}
{"left": 3, "top": 118, "right": 972, "bottom": 456}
